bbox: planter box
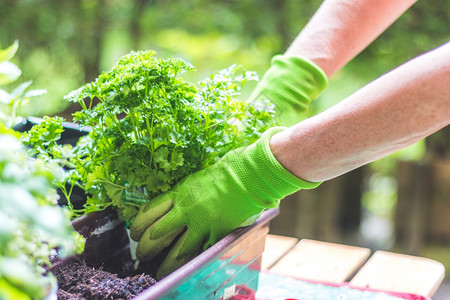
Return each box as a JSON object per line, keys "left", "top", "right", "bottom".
{"left": 51, "top": 207, "right": 278, "bottom": 299}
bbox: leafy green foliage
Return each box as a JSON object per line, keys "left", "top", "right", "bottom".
{"left": 0, "top": 41, "right": 84, "bottom": 299}
{"left": 25, "top": 50, "right": 276, "bottom": 223}
{"left": 0, "top": 133, "right": 84, "bottom": 300}
{"left": 20, "top": 116, "right": 82, "bottom": 216}
{"left": 0, "top": 42, "right": 82, "bottom": 299}
{"left": 0, "top": 41, "right": 46, "bottom": 127}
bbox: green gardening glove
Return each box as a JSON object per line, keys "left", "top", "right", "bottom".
{"left": 248, "top": 55, "right": 328, "bottom": 127}
{"left": 130, "top": 127, "right": 321, "bottom": 279}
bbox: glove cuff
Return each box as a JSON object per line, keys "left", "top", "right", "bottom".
{"left": 229, "top": 127, "right": 321, "bottom": 208}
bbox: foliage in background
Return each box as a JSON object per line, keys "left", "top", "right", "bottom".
{"left": 0, "top": 133, "right": 84, "bottom": 300}
{"left": 0, "top": 0, "right": 447, "bottom": 117}
{"left": 0, "top": 40, "right": 46, "bottom": 128}
{"left": 23, "top": 50, "right": 276, "bottom": 223}
{"left": 0, "top": 42, "right": 83, "bottom": 300}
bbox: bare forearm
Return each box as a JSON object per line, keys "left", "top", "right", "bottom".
{"left": 285, "top": 0, "right": 417, "bottom": 77}
{"left": 271, "top": 42, "right": 450, "bottom": 182}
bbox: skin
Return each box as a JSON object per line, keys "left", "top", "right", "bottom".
{"left": 268, "top": 0, "right": 450, "bottom": 183}
{"left": 271, "top": 42, "right": 450, "bottom": 182}
{"left": 286, "top": 0, "right": 418, "bottom": 77}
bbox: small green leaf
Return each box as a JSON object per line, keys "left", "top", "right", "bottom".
{"left": 86, "top": 165, "right": 107, "bottom": 189}
{"left": 0, "top": 89, "right": 12, "bottom": 104}
{"left": 154, "top": 146, "right": 169, "bottom": 163}
{"left": 24, "top": 89, "right": 47, "bottom": 98}
{"left": 0, "top": 61, "right": 21, "bottom": 85}
{"left": 0, "top": 40, "right": 19, "bottom": 62}
{"left": 122, "top": 205, "right": 139, "bottom": 221}
{"left": 105, "top": 183, "right": 125, "bottom": 207}
{"left": 0, "top": 277, "right": 32, "bottom": 300}
{"left": 11, "top": 81, "right": 32, "bottom": 97}
{"left": 170, "top": 150, "right": 184, "bottom": 169}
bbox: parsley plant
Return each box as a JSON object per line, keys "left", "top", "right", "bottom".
{"left": 24, "top": 51, "right": 276, "bottom": 224}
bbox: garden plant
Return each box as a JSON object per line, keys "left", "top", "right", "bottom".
{"left": 0, "top": 41, "right": 83, "bottom": 300}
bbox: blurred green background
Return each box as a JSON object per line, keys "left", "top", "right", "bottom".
{"left": 1, "top": 0, "right": 450, "bottom": 277}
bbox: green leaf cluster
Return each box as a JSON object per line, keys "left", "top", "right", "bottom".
{"left": 20, "top": 116, "right": 83, "bottom": 216}
{"left": 0, "top": 133, "right": 84, "bottom": 300}
{"left": 0, "top": 41, "right": 46, "bottom": 128}
{"left": 26, "top": 50, "right": 277, "bottom": 223}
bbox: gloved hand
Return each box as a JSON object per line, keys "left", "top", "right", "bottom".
{"left": 248, "top": 55, "right": 328, "bottom": 127}
{"left": 130, "top": 127, "right": 321, "bottom": 278}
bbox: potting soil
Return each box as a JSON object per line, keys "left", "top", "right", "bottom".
{"left": 55, "top": 259, "right": 157, "bottom": 300}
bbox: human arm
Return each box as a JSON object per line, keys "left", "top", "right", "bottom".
{"left": 271, "top": 42, "right": 450, "bottom": 182}
{"left": 250, "top": 0, "right": 417, "bottom": 126}
{"left": 286, "top": 0, "right": 417, "bottom": 76}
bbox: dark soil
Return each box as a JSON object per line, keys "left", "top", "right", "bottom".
{"left": 55, "top": 259, "right": 157, "bottom": 300}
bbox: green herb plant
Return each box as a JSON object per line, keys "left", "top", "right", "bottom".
{"left": 24, "top": 50, "right": 277, "bottom": 225}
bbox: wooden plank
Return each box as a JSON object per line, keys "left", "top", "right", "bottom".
{"left": 269, "top": 239, "right": 371, "bottom": 284}
{"left": 350, "top": 250, "right": 445, "bottom": 297}
{"left": 261, "top": 234, "right": 298, "bottom": 270}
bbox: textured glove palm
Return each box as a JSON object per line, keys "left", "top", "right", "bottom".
{"left": 130, "top": 127, "right": 320, "bottom": 278}
{"left": 248, "top": 55, "right": 328, "bottom": 126}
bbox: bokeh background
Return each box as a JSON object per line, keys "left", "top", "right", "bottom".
{"left": 1, "top": 0, "right": 450, "bottom": 293}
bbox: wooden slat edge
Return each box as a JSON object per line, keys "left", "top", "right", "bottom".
{"left": 261, "top": 234, "right": 299, "bottom": 270}
{"left": 350, "top": 250, "right": 446, "bottom": 297}
{"left": 269, "top": 239, "right": 371, "bottom": 284}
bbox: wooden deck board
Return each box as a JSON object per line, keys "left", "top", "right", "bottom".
{"left": 268, "top": 239, "right": 371, "bottom": 284}
{"left": 349, "top": 250, "right": 445, "bottom": 297}
{"left": 261, "top": 234, "right": 298, "bottom": 270}
{"left": 261, "top": 237, "right": 445, "bottom": 297}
